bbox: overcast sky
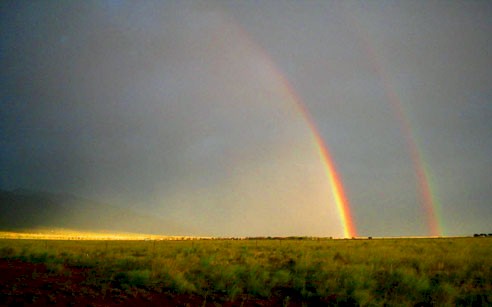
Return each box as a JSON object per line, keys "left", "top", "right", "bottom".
{"left": 1, "top": 1, "right": 491, "bottom": 237}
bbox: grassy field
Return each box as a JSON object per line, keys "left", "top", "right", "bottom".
{"left": 1, "top": 237, "right": 491, "bottom": 305}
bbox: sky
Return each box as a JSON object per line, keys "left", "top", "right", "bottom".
{"left": 1, "top": 1, "right": 491, "bottom": 237}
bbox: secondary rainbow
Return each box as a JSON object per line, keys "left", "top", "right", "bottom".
{"left": 346, "top": 12, "right": 443, "bottom": 236}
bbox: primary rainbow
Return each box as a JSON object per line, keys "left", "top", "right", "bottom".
{"left": 217, "top": 14, "right": 358, "bottom": 238}
{"left": 294, "top": 99, "right": 358, "bottom": 238}
{"left": 346, "top": 12, "right": 443, "bottom": 236}
{"left": 234, "top": 33, "right": 357, "bottom": 238}
{"left": 272, "top": 67, "right": 357, "bottom": 238}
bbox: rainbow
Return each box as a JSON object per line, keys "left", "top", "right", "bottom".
{"left": 209, "top": 12, "right": 357, "bottom": 238}
{"left": 272, "top": 72, "right": 357, "bottom": 238}
{"left": 346, "top": 12, "right": 443, "bottom": 236}
{"left": 297, "top": 102, "right": 358, "bottom": 238}
{"left": 229, "top": 23, "right": 357, "bottom": 238}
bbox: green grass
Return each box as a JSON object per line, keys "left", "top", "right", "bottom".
{"left": 1, "top": 237, "right": 491, "bottom": 305}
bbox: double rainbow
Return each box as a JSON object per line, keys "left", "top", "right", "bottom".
{"left": 224, "top": 7, "right": 444, "bottom": 237}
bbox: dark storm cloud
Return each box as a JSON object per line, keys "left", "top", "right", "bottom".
{"left": 1, "top": 2, "right": 217, "bottom": 197}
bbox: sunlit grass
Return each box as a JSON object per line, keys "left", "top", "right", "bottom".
{"left": 0, "top": 228, "right": 211, "bottom": 240}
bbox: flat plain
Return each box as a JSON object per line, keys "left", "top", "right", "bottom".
{"left": 0, "top": 236, "right": 491, "bottom": 306}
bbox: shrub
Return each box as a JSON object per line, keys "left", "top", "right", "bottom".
{"left": 29, "top": 252, "right": 50, "bottom": 263}
{"left": 172, "top": 272, "right": 196, "bottom": 293}
{"left": 0, "top": 246, "right": 16, "bottom": 258}
{"left": 245, "top": 265, "right": 271, "bottom": 297}
{"left": 127, "top": 269, "right": 151, "bottom": 288}
{"left": 46, "top": 262, "right": 65, "bottom": 274}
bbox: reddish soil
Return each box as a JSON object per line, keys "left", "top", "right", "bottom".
{"left": 0, "top": 259, "right": 341, "bottom": 306}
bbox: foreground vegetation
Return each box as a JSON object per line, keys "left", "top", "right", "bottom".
{"left": 1, "top": 237, "right": 491, "bottom": 305}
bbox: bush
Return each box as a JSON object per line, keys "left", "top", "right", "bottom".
{"left": 127, "top": 269, "right": 151, "bottom": 287}
{"left": 0, "top": 246, "right": 16, "bottom": 258}
{"left": 46, "top": 262, "right": 65, "bottom": 274}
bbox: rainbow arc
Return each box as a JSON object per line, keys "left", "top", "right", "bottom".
{"left": 245, "top": 39, "right": 358, "bottom": 238}
{"left": 220, "top": 14, "right": 358, "bottom": 238}
{"left": 344, "top": 11, "right": 442, "bottom": 236}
